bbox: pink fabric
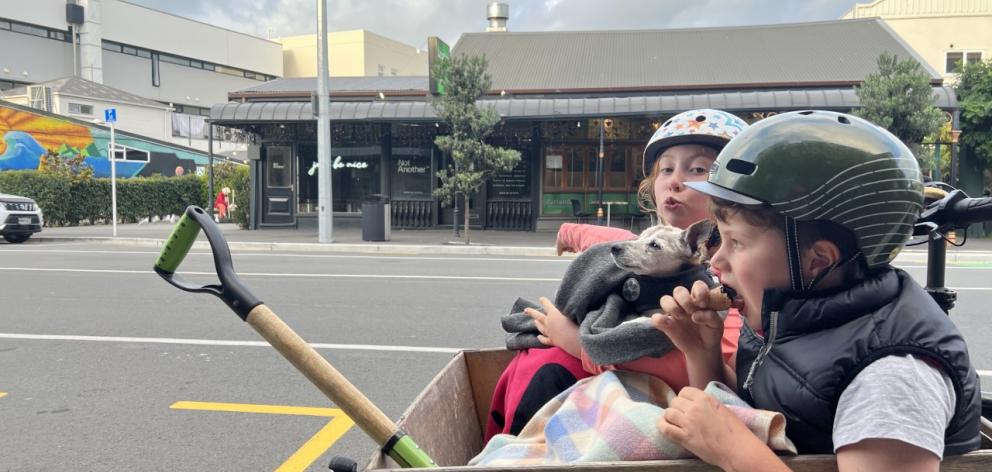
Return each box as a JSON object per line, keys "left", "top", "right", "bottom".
{"left": 557, "top": 223, "right": 636, "bottom": 254}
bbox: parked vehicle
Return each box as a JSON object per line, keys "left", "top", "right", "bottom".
{"left": 0, "top": 193, "right": 43, "bottom": 243}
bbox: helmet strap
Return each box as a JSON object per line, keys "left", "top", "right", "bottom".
{"left": 788, "top": 212, "right": 865, "bottom": 292}
{"left": 784, "top": 215, "right": 805, "bottom": 292}
{"left": 804, "top": 250, "right": 862, "bottom": 291}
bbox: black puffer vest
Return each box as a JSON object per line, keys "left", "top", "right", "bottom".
{"left": 735, "top": 267, "right": 981, "bottom": 455}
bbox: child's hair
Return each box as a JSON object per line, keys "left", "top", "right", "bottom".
{"left": 636, "top": 144, "right": 719, "bottom": 216}
{"left": 710, "top": 197, "right": 866, "bottom": 283}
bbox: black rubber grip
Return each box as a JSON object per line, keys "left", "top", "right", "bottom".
{"left": 950, "top": 197, "right": 992, "bottom": 227}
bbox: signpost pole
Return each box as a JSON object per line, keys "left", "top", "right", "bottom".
{"left": 105, "top": 108, "right": 118, "bottom": 237}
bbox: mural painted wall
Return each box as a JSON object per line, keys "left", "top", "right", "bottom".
{"left": 0, "top": 103, "right": 206, "bottom": 178}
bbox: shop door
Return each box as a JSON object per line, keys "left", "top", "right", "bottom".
{"left": 261, "top": 145, "right": 296, "bottom": 226}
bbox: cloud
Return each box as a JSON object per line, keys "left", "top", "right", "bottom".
{"left": 128, "top": 0, "right": 858, "bottom": 48}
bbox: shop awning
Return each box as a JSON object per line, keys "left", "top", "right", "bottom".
{"left": 210, "top": 86, "right": 956, "bottom": 125}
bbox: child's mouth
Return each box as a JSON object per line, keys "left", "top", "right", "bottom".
{"left": 663, "top": 197, "right": 682, "bottom": 209}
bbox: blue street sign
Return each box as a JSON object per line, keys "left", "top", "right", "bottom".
{"left": 104, "top": 108, "right": 117, "bottom": 123}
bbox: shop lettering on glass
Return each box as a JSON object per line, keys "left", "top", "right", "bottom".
{"left": 397, "top": 159, "right": 428, "bottom": 174}
{"left": 490, "top": 158, "right": 530, "bottom": 198}
{"left": 332, "top": 156, "right": 369, "bottom": 170}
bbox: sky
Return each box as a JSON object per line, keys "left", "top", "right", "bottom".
{"left": 126, "top": 0, "right": 863, "bottom": 49}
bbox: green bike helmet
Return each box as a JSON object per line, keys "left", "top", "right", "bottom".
{"left": 686, "top": 110, "right": 923, "bottom": 277}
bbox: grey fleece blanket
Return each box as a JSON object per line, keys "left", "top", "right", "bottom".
{"left": 501, "top": 242, "right": 715, "bottom": 366}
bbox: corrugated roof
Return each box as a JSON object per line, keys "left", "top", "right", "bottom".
{"left": 5, "top": 76, "right": 168, "bottom": 108}
{"left": 236, "top": 76, "right": 429, "bottom": 94}
{"left": 452, "top": 18, "right": 942, "bottom": 91}
{"left": 210, "top": 86, "right": 957, "bottom": 124}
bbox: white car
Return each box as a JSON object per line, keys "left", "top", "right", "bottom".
{"left": 0, "top": 193, "right": 43, "bottom": 243}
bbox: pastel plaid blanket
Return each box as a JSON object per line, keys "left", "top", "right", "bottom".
{"left": 469, "top": 371, "right": 796, "bottom": 465}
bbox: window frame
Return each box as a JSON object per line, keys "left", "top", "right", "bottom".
{"left": 946, "top": 50, "right": 985, "bottom": 74}
{"left": 67, "top": 102, "right": 94, "bottom": 116}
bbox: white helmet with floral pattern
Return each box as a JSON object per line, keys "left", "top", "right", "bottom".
{"left": 642, "top": 109, "right": 748, "bottom": 176}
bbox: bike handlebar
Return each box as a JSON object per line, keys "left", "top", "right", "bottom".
{"left": 915, "top": 189, "right": 992, "bottom": 235}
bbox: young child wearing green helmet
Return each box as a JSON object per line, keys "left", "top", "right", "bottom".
{"left": 652, "top": 110, "right": 980, "bottom": 471}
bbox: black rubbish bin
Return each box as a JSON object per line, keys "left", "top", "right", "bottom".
{"left": 361, "top": 194, "right": 391, "bottom": 241}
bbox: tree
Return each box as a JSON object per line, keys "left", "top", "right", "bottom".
{"left": 431, "top": 54, "right": 521, "bottom": 244}
{"left": 854, "top": 52, "right": 945, "bottom": 171}
{"left": 957, "top": 59, "right": 992, "bottom": 168}
{"left": 38, "top": 146, "right": 94, "bottom": 182}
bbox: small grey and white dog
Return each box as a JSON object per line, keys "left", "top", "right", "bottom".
{"left": 610, "top": 219, "right": 717, "bottom": 276}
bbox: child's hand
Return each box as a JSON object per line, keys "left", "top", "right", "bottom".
{"left": 658, "top": 387, "right": 755, "bottom": 469}
{"left": 651, "top": 280, "right": 724, "bottom": 357}
{"left": 524, "top": 297, "right": 581, "bottom": 357}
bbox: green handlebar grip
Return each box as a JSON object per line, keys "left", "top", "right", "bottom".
{"left": 155, "top": 211, "right": 201, "bottom": 273}
{"left": 387, "top": 435, "right": 437, "bottom": 468}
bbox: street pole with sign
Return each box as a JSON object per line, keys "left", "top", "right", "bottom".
{"left": 105, "top": 108, "right": 118, "bottom": 237}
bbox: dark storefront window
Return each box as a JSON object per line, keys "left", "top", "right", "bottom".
{"left": 540, "top": 118, "right": 654, "bottom": 217}
{"left": 390, "top": 123, "right": 436, "bottom": 200}
{"left": 391, "top": 147, "right": 432, "bottom": 199}
{"left": 331, "top": 123, "right": 384, "bottom": 213}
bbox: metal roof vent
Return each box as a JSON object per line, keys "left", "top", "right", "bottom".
{"left": 486, "top": 2, "right": 509, "bottom": 32}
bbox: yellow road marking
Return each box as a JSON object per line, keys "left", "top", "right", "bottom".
{"left": 170, "top": 401, "right": 355, "bottom": 472}
{"left": 276, "top": 415, "right": 355, "bottom": 472}
{"left": 171, "top": 401, "right": 338, "bottom": 417}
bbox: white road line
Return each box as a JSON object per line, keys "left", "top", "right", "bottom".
{"left": 898, "top": 265, "right": 992, "bottom": 270}
{"left": 0, "top": 333, "right": 463, "bottom": 354}
{"left": 0, "top": 266, "right": 561, "bottom": 282}
{"left": 0, "top": 248, "right": 568, "bottom": 263}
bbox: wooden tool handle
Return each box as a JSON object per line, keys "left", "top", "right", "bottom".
{"left": 246, "top": 304, "right": 396, "bottom": 445}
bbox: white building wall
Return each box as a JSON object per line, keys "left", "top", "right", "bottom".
{"left": 0, "top": 1, "right": 64, "bottom": 30}
{"left": 0, "top": 29, "right": 73, "bottom": 84}
{"left": 52, "top": 95, "right": 169, "bottom": 139}
{"left": 102, "top": 0, "right": 282, "bottom": 77}
{"left": 101, "top": 52, "right": 262, "bottom": 108}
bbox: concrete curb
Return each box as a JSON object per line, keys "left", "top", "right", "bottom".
{"left": 32, "top": 236, "right": 561, "bottom": 257}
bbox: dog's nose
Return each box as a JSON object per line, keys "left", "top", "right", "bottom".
{"left": 610, "top": 245, "right": 622, "bottom": 255}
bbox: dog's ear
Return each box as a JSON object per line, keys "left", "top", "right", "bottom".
{"left": 683, "top": 219, "right": 716, "bottom": 260}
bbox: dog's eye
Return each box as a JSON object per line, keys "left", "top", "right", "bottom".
{"left": 648, "top": 241, "right": 661, "bottom": 250}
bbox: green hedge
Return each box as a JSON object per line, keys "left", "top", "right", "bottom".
{"left": 0, "top": 171, "right": 205, "bottom": 226}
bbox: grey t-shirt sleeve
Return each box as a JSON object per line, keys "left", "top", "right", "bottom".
{"left": 832, "top": 354, "right": 956, "bottom": 459}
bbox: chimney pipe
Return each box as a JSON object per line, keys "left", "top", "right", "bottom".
{"left": 486, "top": 2, "right": 509, "bottom": 32}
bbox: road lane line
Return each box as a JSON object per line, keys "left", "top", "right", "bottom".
{"left": 0, "top": 248, "right": 568, "bottom": 263}
{"left": 0, "top": 333, "right": 463, "bottom": 354}
{"left": 0, "top": 266, "right": 561, "bottom": 282}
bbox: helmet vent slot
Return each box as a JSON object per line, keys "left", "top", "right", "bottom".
{"left": 726, "top": 159, "right": 757, "bottom": 175}
{"left": 695, "top": 115, "right": 707, "bottom": 122}
{"left": 799, "top": 110, "right": 814, "bottom": 115}
{"left": 838, "top": 115, "right": 851, "bottom": 124}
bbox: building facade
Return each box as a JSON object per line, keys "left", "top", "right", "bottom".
{"left": 0, "top": 0, "right": 282, "bottom": 155}
{"left": 842, "top": 0, "right": 992, "bottom": 83}
{"left": 277, "top": 30, "right": 428, "bottom": 78}
{"left": 210, "top": 19, "right": 957, "bottom": 231}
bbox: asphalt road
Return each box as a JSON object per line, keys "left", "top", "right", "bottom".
{"left": 0, "top": 241, "right": 990, "bottom": 471}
